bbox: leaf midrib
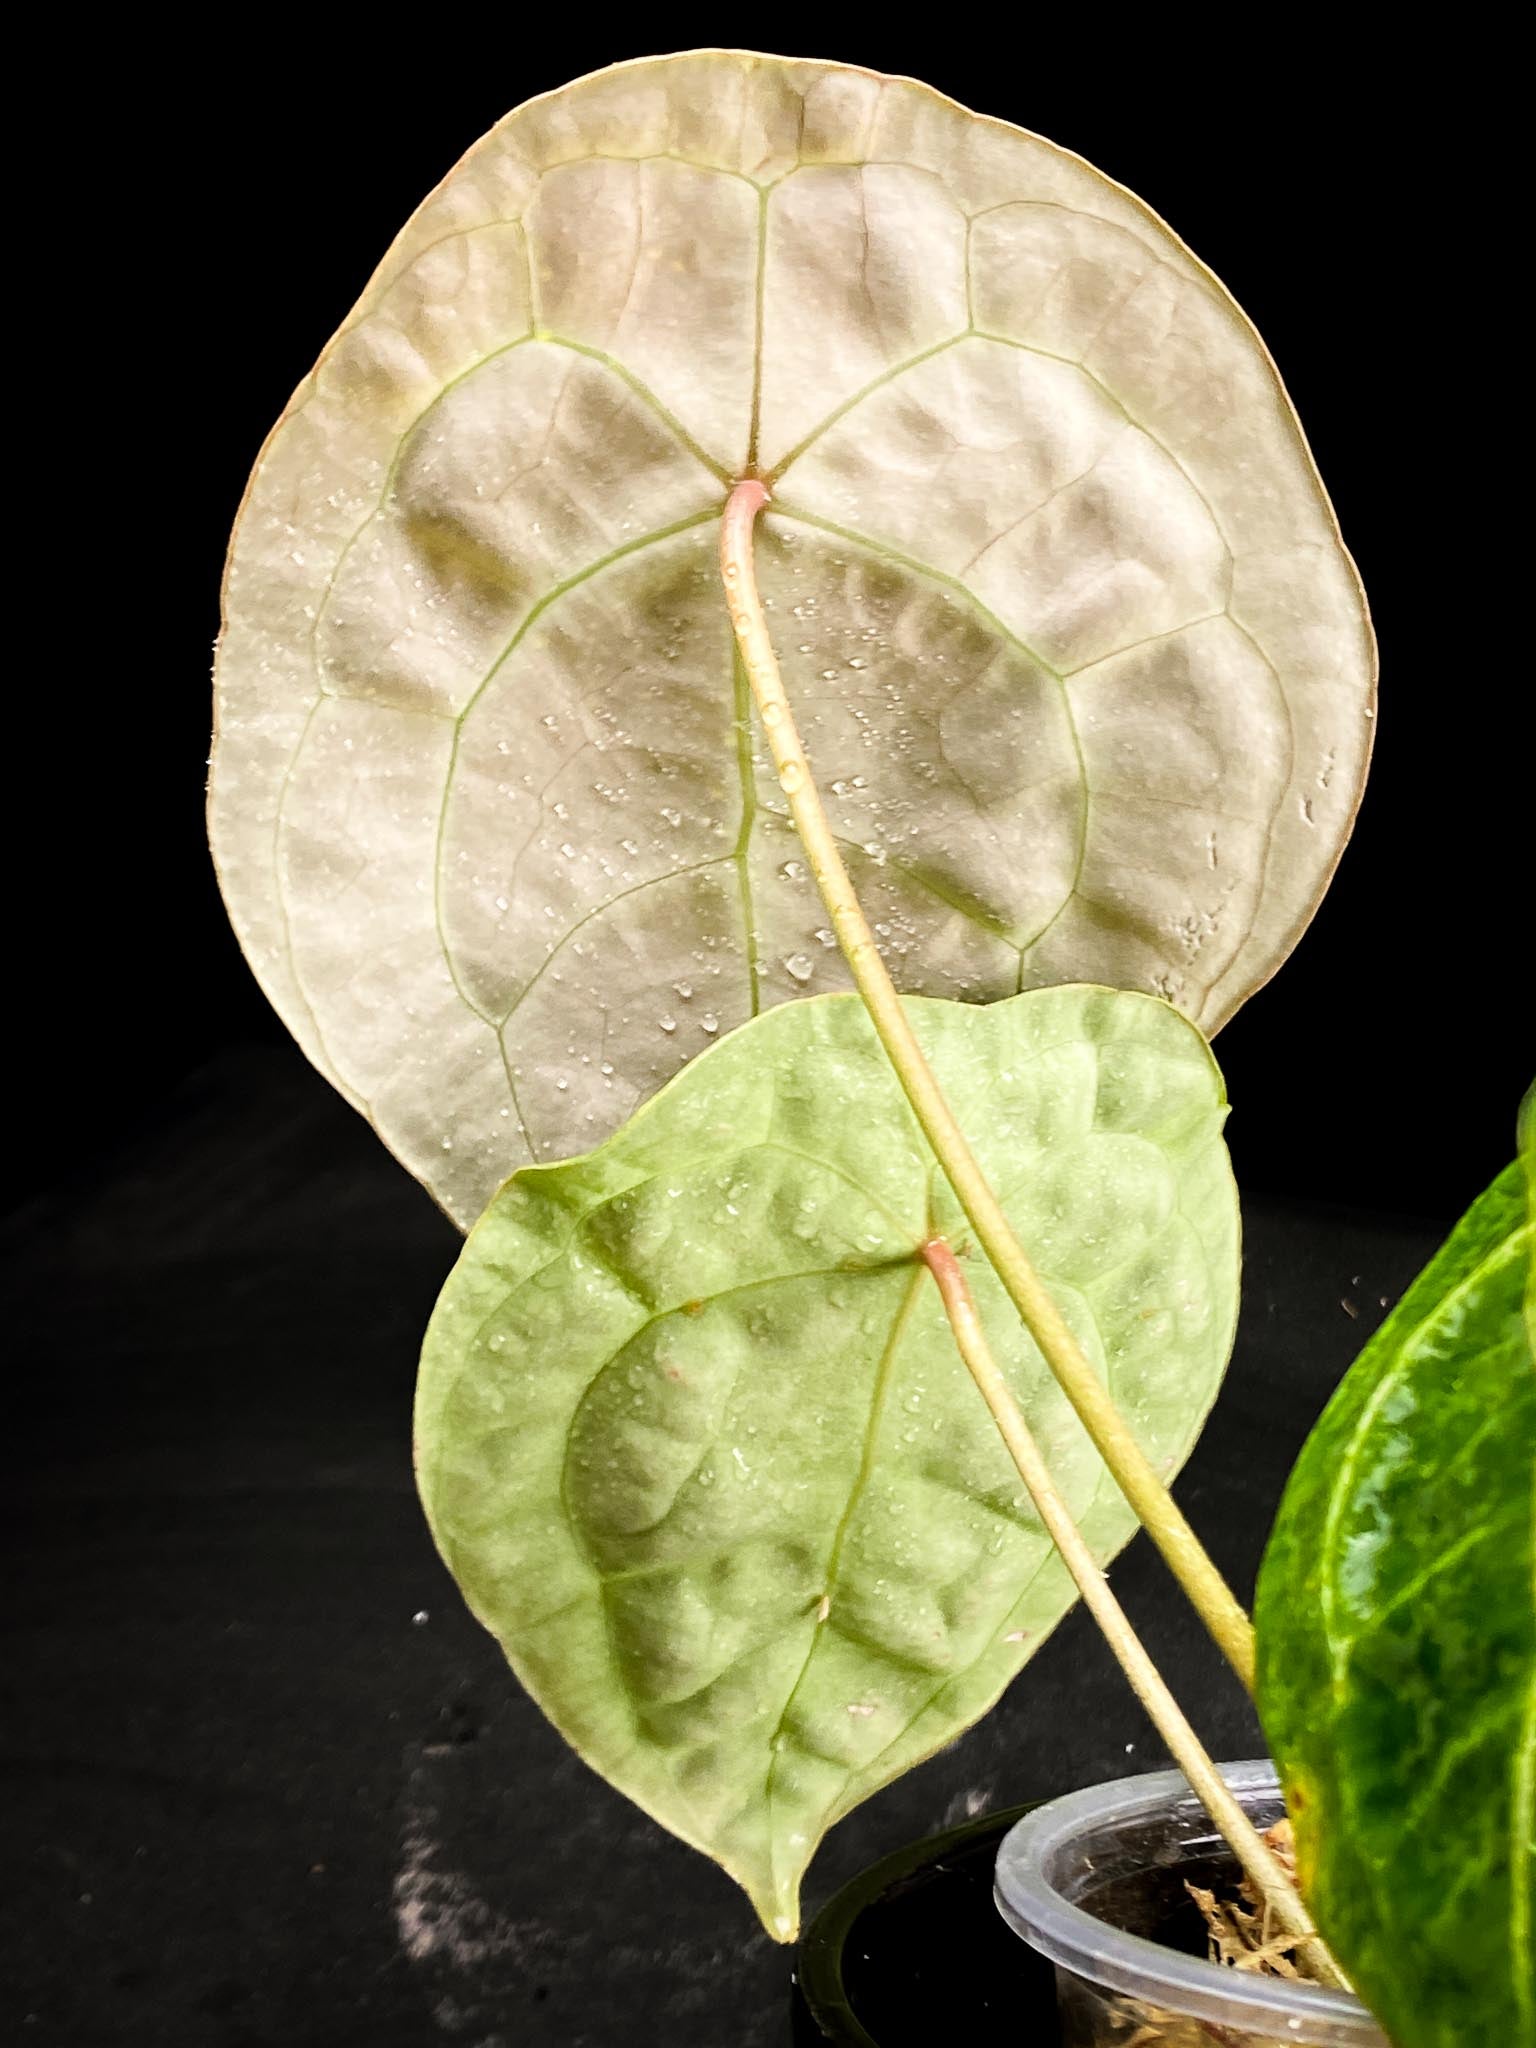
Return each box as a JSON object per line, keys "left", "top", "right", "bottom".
{"left": 760, "top": 1260, "right": 926, "bottom": 1916}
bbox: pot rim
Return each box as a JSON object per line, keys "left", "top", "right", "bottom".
{"left": 993, "top": 1759, "right": 1387, "bottom": 2044}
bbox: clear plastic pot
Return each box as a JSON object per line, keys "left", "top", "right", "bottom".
{"left": 994, "top": 1760, "right": 1388, "bottom": 2047}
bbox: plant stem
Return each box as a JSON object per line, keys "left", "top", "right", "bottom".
{"left": 919, "top": 1238, "right": 1346, "bottom": 1988}
{"left": 719, "top": 478, "right": 1257, "bottom": 1694}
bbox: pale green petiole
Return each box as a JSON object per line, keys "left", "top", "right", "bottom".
{"left": 921, "top": 1235, "right": 1343, "bottom": 1985}
{"left": 721, "top": 476, "right": 1258, "bottom": 1694}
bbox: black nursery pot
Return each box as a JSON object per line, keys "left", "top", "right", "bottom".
{"left": 790, "top": 1802, "right": 1057, "bottom": 2046}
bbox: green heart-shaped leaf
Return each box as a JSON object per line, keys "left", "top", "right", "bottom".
{"left": 211, "top": 51, "right": 1373, "bottom": 1224}
{"left": 416, "top": 983, "right": 1237, "bottom": 1935}
{"left": 1256, "top": 1154, "right": 1536, "bottom": 2048}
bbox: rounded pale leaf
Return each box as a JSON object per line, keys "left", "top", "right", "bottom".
{"left": 211, "top": 52, "right": 1373, "bottom": 1224}
{"left": 1257, "top": 1163, "right": 1536, "bottom": 2048}
{"left": 415, "top": 984, "right": 1238, "bottom": 1936}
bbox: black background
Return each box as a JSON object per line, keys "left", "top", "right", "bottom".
{"left": 7, "top": 25, "right": 1529, "bottom": 2048}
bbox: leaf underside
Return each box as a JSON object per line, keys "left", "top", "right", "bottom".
{"left": 415, "top": 984, "right": 1238, "bottom": 1936}
{"left": 1256, "top": 1159, "right": 1536, "bottom": 2048}
{"left": 210, "top": 50, "right": 1374, "bottom": 1224}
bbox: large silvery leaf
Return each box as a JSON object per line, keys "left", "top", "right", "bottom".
{"left": 415, "top": 984, "right": 1238, "bottom": 1936}
{"left": 1256, "top": 1158, "right": 1536, "bottom": 2048}
{"left": 211, "top": 51, "right": 1374, "bottom": 1224}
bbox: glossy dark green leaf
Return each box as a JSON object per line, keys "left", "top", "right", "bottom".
{"left": 416, "top": 984, "right": 1237, "bottom": 1936}
{"left": 1256, "top": 1159, "right": 1536, "bottom": 2048}
{"left": 1521, "top": 1085, "right": 1535, "bottom": 1351}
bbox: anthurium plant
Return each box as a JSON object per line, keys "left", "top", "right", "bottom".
{"left": 209, "top": 51, "right": 1531, "bottom": 2047}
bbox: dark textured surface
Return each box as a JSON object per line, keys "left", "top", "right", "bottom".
{"left": 2, "top": 1044, "right": 1438, "bottom": 2047}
